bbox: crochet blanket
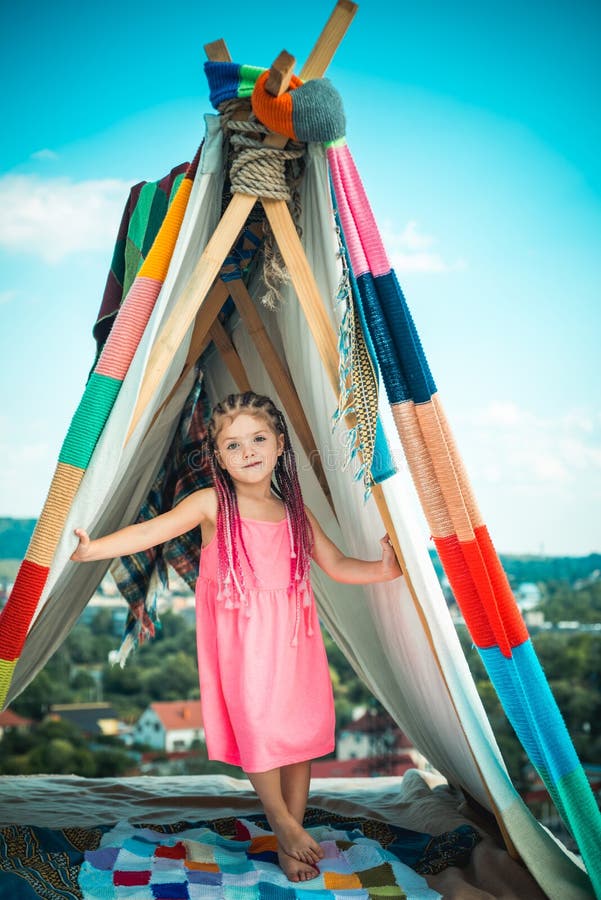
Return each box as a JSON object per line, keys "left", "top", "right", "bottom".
{"left": 78, "top": 816, "right": 480, "bottom": 899}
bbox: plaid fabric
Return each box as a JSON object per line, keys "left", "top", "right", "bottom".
{"left": 110, "top": 370, "right": 212, "bottom": 663}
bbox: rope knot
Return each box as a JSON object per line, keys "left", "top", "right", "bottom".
{"left": 224, "top": 115, "right": 304, "bottom": 201}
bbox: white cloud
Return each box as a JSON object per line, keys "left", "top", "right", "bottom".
{"left": 560, "top": 410, "right": 596, "bottom": 434}
{"left": 398, "top": 220, "right": 434, "bottom": 251}
{"left": 512, "top": 450, "right": 571, "bottom": 484}
{"left": 0, "top": 289, "right": 18, "bottom": 305}
{"left": 559, "top": 437, "right": 601, "bottom": 470}
{"left": 465, "top": 401, "right": 545, "bottom": 429}
{"left": 0, "top": 413, "right": 56, "bottom": 517}
{"left": 30, "top": 148, "right": 59, "bottom": 161}
{"left": 445, "top": 400, "right": 601, "bottom": 552}
{"left": 380, "top": 219, "right": 466, "bottom": 274}
{"left": 457, "top": 401, "right": 601, "bottom": 489}
{"left": 0, "top": 174, "right": 130, "bottom": 263}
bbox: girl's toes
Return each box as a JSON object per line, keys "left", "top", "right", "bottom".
{"left": 311, "top": 841, "right": 324, "bottom": 859}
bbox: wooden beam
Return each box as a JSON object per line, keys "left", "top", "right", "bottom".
{"left": 124, "top": 190, "right": 256, "bottom": 446}
{"left": 265, "top": 50, "right": 296, "bottom": 97}
{"left": 138, "top": 281, "right": 228, "bottom": 437}
{"left": 263, "top": 0, "right": 356, "bottom": 150}
{"left": 300, "top": 0, "right": 358, "bottom": 81}
{"left": 183, "top": 284, "right": 227, "bottom": 369}
{"left": 208, "top": 317, "right": 252, "bottom": 392}
{"left": 204, "top": 39, "right": 232, "bottom": 62}
{"left": 261, "top": 198, "right": 339, "bottom": 393}
{"left": 227, "top": 277, "right": 335, "bottom": 510}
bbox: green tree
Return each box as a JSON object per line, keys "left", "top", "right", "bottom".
{"left": 538, "top": 580, "right": 601, "bottom": 624}
{"left": 11, "top": 664, "right": 72, "bottom": 720}
{"left": 92, "top": 747, "right": 133, "bottom": 778}
{"left": 142, "top": 651, "right": 199, "bottom": 701}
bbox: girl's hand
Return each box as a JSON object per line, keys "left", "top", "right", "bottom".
{"left": 379, "top": 533, "right": 402, "bottom": 580}
{"left": 70, "top": 528, "right": 91, "bottom": 562}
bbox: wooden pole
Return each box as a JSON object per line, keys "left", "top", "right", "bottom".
{"left": 301, "top": 0, "right": 358, "bottom": 80}
{"left": 265, "top": 50, "right": 296, "bottom": 97}
{"left": 208, "top": 317, "right": 252, "bottom": 392}
{"left": 139, "top": 281, "right": 229, "bottom": 437}
{"left": 261, "top": 198, "right": 339, "bottom": 382}
{"left": 124, "top": 193, "right": 256, "bottom": 443}
{"left": 261, "top": 0, "right": 358, "bottom": 149}
{"left": 204, "top": 39, "right": 232, "bottom": 62}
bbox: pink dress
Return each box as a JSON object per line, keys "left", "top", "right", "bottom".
{"left": 195, "top": 516, "right": 335, "bottom": 772}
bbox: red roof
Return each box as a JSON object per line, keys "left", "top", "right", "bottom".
{"left": 0, "top": 709, "right": 32, "bottom": 728}
{"left": 311, "top": 754, "right": 414, "bottom": 778}
{"left": 150, "top": 701, "right": 203, "bottom": 732}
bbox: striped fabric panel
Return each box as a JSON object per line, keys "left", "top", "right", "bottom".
{"left": 327, "top": 139, "right": 601, "bottom": 889}
{"left": 0, "top": 164, "right": 197, "bottom": 710}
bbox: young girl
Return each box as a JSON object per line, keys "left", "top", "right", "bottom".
{"left": 71, "top": 391, "right": 402, "bottom": 882}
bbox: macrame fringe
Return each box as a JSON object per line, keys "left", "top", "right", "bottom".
{"left": 331, "top": 222, "right": 376, "bottom": 500}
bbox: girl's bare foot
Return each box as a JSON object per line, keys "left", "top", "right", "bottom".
{"left": 272, "top": 813, "right": 323, "bottom": 864}
{"left": 277, "top": 848, "right": 319, "bottom": 882}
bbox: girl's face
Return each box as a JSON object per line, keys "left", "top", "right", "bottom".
{"left": 215, "top": 412, "right": 284, "bottom": 483}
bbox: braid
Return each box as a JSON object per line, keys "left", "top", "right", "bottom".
{"left": 207, "top": 391, "right": 313, "bottom": 596}
{"left": 273, "top": 412, "right": 313, "bottom": 587}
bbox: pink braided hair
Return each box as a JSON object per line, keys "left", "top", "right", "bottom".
{"left": 206, "top": 392, "right": 313, "bottom": 602}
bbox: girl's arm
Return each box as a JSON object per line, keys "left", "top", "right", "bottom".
{"left": 306, "top": 508, "right": 402, "bottom": 584}
{"left": 70, "top": 488, "right": 217, "bottom": 563}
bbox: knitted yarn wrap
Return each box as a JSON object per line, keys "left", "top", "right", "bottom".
{"left": 251, "top": 72, "right": 346, "bottom": 143}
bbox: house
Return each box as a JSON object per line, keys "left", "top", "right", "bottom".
{"left": 133, "top": 701, "right": 204, "bottom": 752}
{"left": 312, "top": 753, "right": 415, "bottom": 778}
{"left": 48, "top": 702, "right": 122, "bottom": 737}
{"left": 514, "top": 582, "right": 542, "bottom": 611}
{"left": 337, "top": 709, "right": 427, "bottom": 769}
{"left": 0, "top": 709, "right": 32, "bottom": 740}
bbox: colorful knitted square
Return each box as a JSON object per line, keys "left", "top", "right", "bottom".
{"left": 78, "top": 818, "right": 443, "bottom": 900}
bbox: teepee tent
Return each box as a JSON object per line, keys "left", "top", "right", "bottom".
{"left": 0, "top": 4, "right": 599, "bottom": 897}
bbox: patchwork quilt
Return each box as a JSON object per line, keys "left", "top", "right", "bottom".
{"left": 78, "top": 816, "right": 479, "bottom": 899}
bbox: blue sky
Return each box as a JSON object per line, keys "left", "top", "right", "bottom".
{"left": 0, "top": 0, "right": 599, "bottom": 555}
